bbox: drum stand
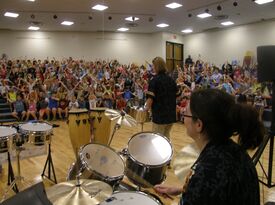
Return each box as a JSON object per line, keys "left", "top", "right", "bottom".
{"left": 1, "top": 147, "right": 26, "bottom": 202}
{"left": 108, "top": 123, "right": 121, "bottom": 146}
{"left": 7, "top": 151, "right": 18, "bottom": 193}
{"left": 41, "top": 142, "right": 57, "bottom": 184}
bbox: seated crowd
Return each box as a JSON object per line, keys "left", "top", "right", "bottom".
{"left": 0, "top": 55, "right": 271, "bottom": 122}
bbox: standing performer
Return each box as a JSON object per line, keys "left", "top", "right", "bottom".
{"left": 145, "top": 57, "right": 179, "bottom": 138}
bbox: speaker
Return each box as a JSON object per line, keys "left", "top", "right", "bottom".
{"left": 1, "top": 182, "right": 52, "bottom": 205}
{"left": 257, "top": 45, "right": 275, "bottom": 82}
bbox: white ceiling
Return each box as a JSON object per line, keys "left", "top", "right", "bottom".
{"left": 1, "top": 0, "right": 275, "bottom": 34}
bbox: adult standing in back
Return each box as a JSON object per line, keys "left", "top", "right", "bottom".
{"left": 145, "top": 57, "right": 179, "bottom": 138}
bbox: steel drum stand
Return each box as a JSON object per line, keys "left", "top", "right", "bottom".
{"left": 1, "top": 147, "right": 25, "bottom": 202}
{"left": 7, "top": 151, "right": 18, "bottom": 193}
{"left": 41, "top": 142, "right": 57, "bottom": 184}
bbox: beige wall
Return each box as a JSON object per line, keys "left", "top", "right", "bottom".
{"left": 182, "top": 20, "right": 275, "bottom": 66}
{"left": 0, "top": 30, "right": 184, "bottom": 64}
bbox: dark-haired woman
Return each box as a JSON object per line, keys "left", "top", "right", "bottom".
{"left": 154, "top": 89, "right": 264, "bottom": 205}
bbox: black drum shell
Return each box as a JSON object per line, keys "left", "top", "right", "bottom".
{"left": 126, "top": 156, "right": 168, "bottom": 187}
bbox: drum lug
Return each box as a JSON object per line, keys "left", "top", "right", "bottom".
{"left": 76, "top": 120, "right": 81, "bottom": 126}
{"left": 119, "top": 148, "right": 129, "bottom": 157}
{"left": 82, "top": 119, "right": 87, "bottom": 124}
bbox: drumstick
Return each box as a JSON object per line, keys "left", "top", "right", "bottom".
{"left": 126, "top": 168, "right": 174, "bottom": 200}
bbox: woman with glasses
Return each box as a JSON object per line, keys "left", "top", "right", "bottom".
{"left": 154, "top": 88, "right": 264, "bottom": 205}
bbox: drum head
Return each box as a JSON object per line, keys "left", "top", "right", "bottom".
{"left": 101, "top": 191, "right": 161, "bottom": 205}
{"left": 80, "top": 143, "right": 124, "bottom": 178}
{"left": 69, "top": 108, "right": 88, "bottom": 114}
{"left": 20, "top": 122, "right": 52, "bottom": 132}
{"left": 128, "top": 132, "right": 172, "bottom": 166}
{"left": 0, "top": 126, "right": 17, "bottom": 138}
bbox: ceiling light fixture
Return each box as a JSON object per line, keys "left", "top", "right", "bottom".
{"left": 61, "top": 21, "right": 74, "bottom": 26}
{"left": 165, "top": 2, "right": 182, "bottom": 9}
{"left": 92, "top": 4, "right": 108, "bottom": 11}
{"left": 27, "top": 0, "right": 35, "bottom": 1}
{"left": 4, "top": 12, "right": 19, "bottom": 18}
{"left": 217, "top": 5, "right": 222, "bottom": 10}
{"left": 125, "top": 16, "right": 140, "bottom": 22}
{"left": 221, "top": 21, "right": 234, "bottom": 26}
{"left": 117, "top": 27, "right": 129, "bottom": 32}
{"left": 181, "top": 29, "right": 193, "bottom": 33}
{"left": 28, "top": 26, "right": 40, "bottom": 30}
{"left": 157, "top": 23, "right": 169, "bottom": 28}
{"left": 197, "top": 13, "right": 212, "bottom": 18}
{"left": 255, "top": 0, "right": 273, "bottom": 4}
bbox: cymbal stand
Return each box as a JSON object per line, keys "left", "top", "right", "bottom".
{"left": 1, "top": 146, "right": 25, "bottom": 202}
{"left": 41, "top": 137, "right": 57, "bottom": 184}
{"left": 108, "top": 123, "right": 121, "bottom": 146}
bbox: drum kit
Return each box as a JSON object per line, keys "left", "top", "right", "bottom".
{"left": 54, "top": 107, "right": 172, "bottom": 205}
{"left": 1, "top": 106, "right": 199, "bottom": 205}
{"left": 0, "top": 121, "right": 53, "bottom": 201}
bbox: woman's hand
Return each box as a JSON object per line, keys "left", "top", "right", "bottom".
{"left": 154, "top": 184, "right": 183, "bottom": 197}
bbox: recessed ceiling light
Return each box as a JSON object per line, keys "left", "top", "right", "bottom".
{"left": 4, "top": 12, "right": 19, "bottom": 18}
{"left": 221, "top": 21, "right": 234, "bottom": 26}
{"left": 125, "top": 16, "right": 140, "bottom": 22}
{"left": 27, "top": 0, "right": 35, "bottom": 2}
{"left": 117, "top": 27, "right": 129, "bottom": 32}
{"left": 255, "top": 0, "right": 273, "bottom": 4}
{"left": 181, "top": 29, "right": 193, "bottom": 33}
{"left": 61, "top": 21, "right": 74, "bottom": 26}
{"left": 157, "top": 23, "right": 169, "bottom": 28}
{"left": 165, "top": 2, "right": 182, "bottom": 9}
{"left": 28, "top": 26, "right": 40, "bottom": 30}
{"left": 197, "top": 12, "right": 212, "bottom": 18}
{"left": 92, "top": 4, "right": 108, "bottom": 11}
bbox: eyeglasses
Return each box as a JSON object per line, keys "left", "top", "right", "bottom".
{"left": 183, "top": 114, "right": 193, "bottom": 118}
{"left": 183, "top": 113, "right": 198, "bottom": 119}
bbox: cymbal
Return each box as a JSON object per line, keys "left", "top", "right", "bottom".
{"left": 172, "top": 143, "right": 200, "bottom": 182}
{"left": 46, "top": 179, "right": 113, "bottom": 205}
{"left": 105, "top": 109, "right": 137, "bottom": 127}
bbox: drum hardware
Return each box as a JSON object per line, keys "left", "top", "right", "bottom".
{"left": 1, "top": 146, "right": 31, "bottom": 202}
{"left": 41, "top": 141, "right": 57, "bottom": 184}
{"left": 105, "top": 109, "right": 137, "bottom": 146}
{"left": 46, "top": 179, "right": 113, "bottom": 205}
{"left": 7, "top": 151, "right": 18, "bottom": 193}
{"left": 82, "top": 119, "right": 87, "bottom": 124}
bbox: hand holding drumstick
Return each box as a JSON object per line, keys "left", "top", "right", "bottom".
{"left": 154, "top": 169, "right": 193, "bottom": 199}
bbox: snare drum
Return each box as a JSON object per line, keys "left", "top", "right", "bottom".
{"left": 125, "top": 132, "right": 173, "bottom": 187}
{"left": 101, "top": 191, "right": 163, "bottom": 205}
{"left": 67, "top": 143, "right": 125, "bottom": 187}
{"left": 0, "top": 126, "right": 17, "bottom": 153}
{"left": 19, "top": 122, "right": 52, "bottom": 145}
{"left": 68, "top": 108, "right": 91, "bottom": 156}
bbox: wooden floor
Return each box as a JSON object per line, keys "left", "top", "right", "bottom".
{"left": 0, "top": 120, "right": 275, "bottom": 205}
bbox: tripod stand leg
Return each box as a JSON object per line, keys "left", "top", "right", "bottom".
{"left": 267, "top": 135, "right": 274, "bottom": 187}
{"left": 7, "top": 152, "right": 18, "bottom": 193}
{"left": 41, "top": 144, "right": 57, "bottom": 184}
